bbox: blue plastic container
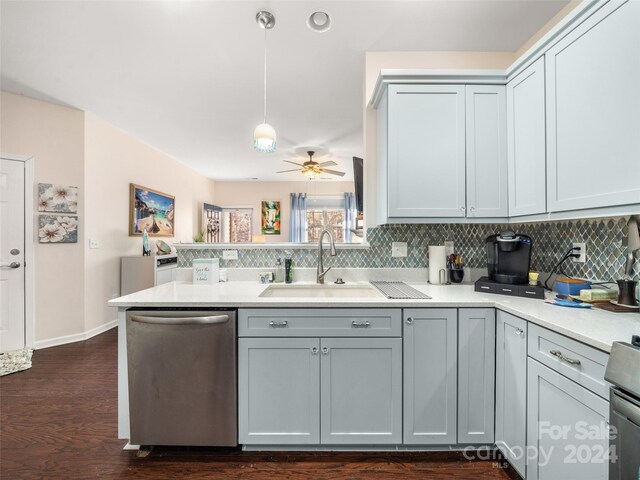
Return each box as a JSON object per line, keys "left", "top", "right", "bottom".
{"left": 556, "top": 278, "right": 591, "bottom": 296}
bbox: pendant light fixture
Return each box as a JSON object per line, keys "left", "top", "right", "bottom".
{"left": 254, "top": 11, "right": 277, "bottom": 153}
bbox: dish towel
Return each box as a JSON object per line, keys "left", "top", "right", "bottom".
{"left": 0, "top": 348, "right": 34, "bottom": 376}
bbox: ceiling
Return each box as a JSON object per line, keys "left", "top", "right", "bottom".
{"left": 1, "top": 0, "right": 568, "bottom": 181}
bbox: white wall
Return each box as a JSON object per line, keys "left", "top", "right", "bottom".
{"left": 213, "top": 180, "right": 353, "bottom": 242}
{"left": 83, "top": 113, "right": 216, "bottom": 331}
{"left": 1, "top": 91, "right": 86, "bottom": 342}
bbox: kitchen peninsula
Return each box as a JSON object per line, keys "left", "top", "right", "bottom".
{"left": 110, "top": 279, "right": 638, "bottom": 479}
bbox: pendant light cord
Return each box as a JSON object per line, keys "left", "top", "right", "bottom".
{"left": 263, "top": 26, "right": 267, "bottom": 124}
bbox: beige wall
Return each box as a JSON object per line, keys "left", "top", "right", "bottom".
{"left": 213, "top": 181, "right": 353, "bottom": 242}
{"left": 84, "top": 113, "right": 216, "bottom": 331}
{"left": 1, "top": 91, "right": 217, "bottom": 341}
{"left": 0, "top": 91, "right": 86, "bottom": 341}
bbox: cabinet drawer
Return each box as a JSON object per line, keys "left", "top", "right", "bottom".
{"left": 238, "top": 309, "right": 402, "bottom": 337}
{"left": 528, "top": 324, "right": 609, "bottom": 399}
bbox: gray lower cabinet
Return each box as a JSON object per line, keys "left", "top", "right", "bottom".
{"left": 238, "top": 322, "right": 402, "bottom": 446}
{"left": 403, "top": 308, "right": 458, "bottom": 444}
{"left": 320, "top": 337, "right": 402, "bottom": 444}
{"left": 238, "top": 337, "right": 320, "bottom": 445}
{"left": 527, "top": 358, "right": 609, "bottom": 480}
{"left": 495, "top": 311, "right": 528, "bottom": 477}
{"left": 458, "top": 308, "right": 495, "bottom": 444}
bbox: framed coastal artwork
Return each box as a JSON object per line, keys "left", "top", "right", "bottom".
{"left": 261, "top": 200, "right": 281, "bottom": 235}
{"left": 129, "top": 184, "right": 175, "bottom": 237}
{"left": 38, "top": 215, "right": 78, "bottom": 243}
{"left": 38, "top": 183, "right": 78, "bottom": 213}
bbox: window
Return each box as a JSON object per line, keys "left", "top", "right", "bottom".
{"left": 306, "top": 196, "right": 344, "bottom": 243}
{"left": 221, "top": 208, "right": 252, "bottom": 243}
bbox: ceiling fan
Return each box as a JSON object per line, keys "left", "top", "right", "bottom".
{"left": 277, "top": 151, "right": 346, "bottom": 179}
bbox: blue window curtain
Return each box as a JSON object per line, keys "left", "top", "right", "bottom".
{"left": 344, "top": 192, "right": 357, "bottom": 243}
{"left": 289, "top": 193, "right": 308, "bottom": 243}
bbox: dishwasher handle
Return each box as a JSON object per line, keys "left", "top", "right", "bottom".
{"left": 130, "top": 314, "right": 230, "bottom": 325}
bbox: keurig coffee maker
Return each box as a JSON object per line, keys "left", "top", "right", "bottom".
{"left": 475, "top": 231, "right": 544, "bottom": 299}
{"left": 486, "top": 231, "right": 532, "bottom": 284}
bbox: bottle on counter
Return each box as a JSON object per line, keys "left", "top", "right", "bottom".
{"left": 284, "top": 251, "right": 293, "bottom": 284}
{"left": 274, "top": 258, "right": 285, "bottom": 283}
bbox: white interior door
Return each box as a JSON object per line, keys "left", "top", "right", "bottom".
{"left": 0, "top": 158, "right": 26, "bottom": 353}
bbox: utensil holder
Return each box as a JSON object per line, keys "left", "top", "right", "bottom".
{"left": 448, "top": 268, "right": 464, "bottom": 284}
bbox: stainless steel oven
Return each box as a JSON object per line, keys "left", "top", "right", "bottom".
{"left": 605, "top": 339, "right": 640, "bottom": 480}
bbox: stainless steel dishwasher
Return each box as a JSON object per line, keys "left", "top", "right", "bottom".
{"left": 126, "top": 308, "right": 237, "bottom": 446}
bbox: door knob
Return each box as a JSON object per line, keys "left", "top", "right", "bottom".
{"left": 1, "top": 262, "right": 21, "bottom": 269}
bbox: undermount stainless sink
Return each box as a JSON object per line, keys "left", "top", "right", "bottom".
{"left": 259, "top": 283, "right": 383, "bottom": 298}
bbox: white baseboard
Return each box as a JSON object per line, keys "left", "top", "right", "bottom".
{"left": 34, "top": 319, "right": 118, "bottom": 350}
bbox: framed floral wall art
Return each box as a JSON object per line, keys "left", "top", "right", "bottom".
{"left": 38, "top": 215, "right": 78, "bottom": 243}
{"left": 38, "top": 184, "right": 78, "bottom": 213}
{"left": 261, "top": 200, "right": 281, "bottom": 235}
{"left": 129, "top": 184, "right": 175, "bottom": 237}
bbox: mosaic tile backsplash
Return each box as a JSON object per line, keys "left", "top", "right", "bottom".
{"left": 177, "top": 216, "right": 640, "bottom": 282}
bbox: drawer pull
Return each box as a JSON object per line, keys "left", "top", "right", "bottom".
{"left": 352, "top": 321, "right": 371, "bottom": 328}
{"left": 406, "top": 317, "right": 414, "bottom": 325}
{"left": 269, "top": 320, "right": 288, "bottom": 328}
{"left": 322, "top": 347, "right": 329, "bottom": 355}
{"left": 502, "top": 288, "right": 513, "bottom": 293}
{"left": 480, "top": 286, "right": 491, "bottom": 290}
{"left": 550, "top": 349, "right": 581, "bottom": 366}
{"left": 311, "top": 346, "right": 318, "bottom": 355}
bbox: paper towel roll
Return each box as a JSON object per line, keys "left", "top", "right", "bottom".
{"left": 428, "top": 245, "right": 447, "bottom": 284}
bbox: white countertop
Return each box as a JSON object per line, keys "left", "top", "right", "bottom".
{"left": 109, "top": 281, "right": 640, "bottom": 353}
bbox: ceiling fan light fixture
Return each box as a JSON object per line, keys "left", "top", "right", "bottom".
{"left": 253, "top": 123, "right": 277, "bottom": 153}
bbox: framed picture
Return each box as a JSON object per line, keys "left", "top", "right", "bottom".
{"left": 38, "top": 183, "right": 78, "bottom": 213}
{"left": 38, "top": 215, "right": 78, "bottom": 243}
{"left": 202, "top": 203, "right": 222, "bottom": 243}
{"left": 129, "top": 184, "right": 175, "bottom": 237}
{"left": 261, "top": 200, "right": 281, "bottom": 235}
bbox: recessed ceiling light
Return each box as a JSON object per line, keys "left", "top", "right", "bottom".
{"left": 307, "top": 11, "right": 331, "bottom": 33}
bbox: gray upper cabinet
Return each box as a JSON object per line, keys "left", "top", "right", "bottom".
{"left": 545, "top": 0, "right": 640, "bottom": 212}
{"left": 495, "top": 311, "right": 527, "bottom": 478}
{"left": 320, "top": 337, "right": 402, "bottom": 445}
{"left": 238, "top": 337, "right": 320, "bottom": 445}
{"left": 465, "top": 86, "right": 508, "bottom": 218}
{"left": 458, "top": 308, "right": 495, "bottom": 444}
{"left": 506, "top": 57, "right": 547, "bottom": 217}
{"left": 386, "top": 84, "right": 466, "bottom": 219}
{"left": 403, "top": 308, "right": 458, "bottom": 444}
{"left": 527, "top": 358, "right": 609, "bottom": 480}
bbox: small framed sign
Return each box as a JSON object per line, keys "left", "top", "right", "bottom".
{"left": 192, "top": 258, "right": 220, "bottom": 284}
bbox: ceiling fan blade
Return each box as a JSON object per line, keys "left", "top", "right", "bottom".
{"left": 318, "top": 161, "right": 337, "bottom": 167}
{"left": 283, "top": 160, "right": 304, "bottom": 167}
{"left": 321, "top": 169, "right": 346, "bottom": 177}
{"left": 276, "top": 169, "right": 303, "bottom": 173}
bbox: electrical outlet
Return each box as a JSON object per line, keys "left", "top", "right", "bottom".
{"left": 444, "top": 241, "right": 455, "bottom": 257}
{"left": 89, "top": 239, "right": 100, "bottom": 249}
{"left": 222, "top": 250, "right": 238, "bottom": 260}
{"left": 391, "top": 242, "right": 407, "bottom": 258}
{"left": 572, "top": 242, "right": 586, "bottom": 263}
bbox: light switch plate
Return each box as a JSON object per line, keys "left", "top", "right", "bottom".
{"left": 89, "top": 239, "right": 100, "bottom": 249}
{"left": 391, "top": 242, "right": 408, "bottom": 258}
{"left": 222, "top": 250, "right": 238, "bottom": 260}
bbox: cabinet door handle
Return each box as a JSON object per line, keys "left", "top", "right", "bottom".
{"left": 460, "top": 206, "right": 466, "bottom": 212}
{"left": 515, "top": 328, "right": 524, "bottom": 336}
{"left": 351, "top": 321, "right": 371, "bottom": 328}
{"left": 311, "top": 347, "right": 318, "bottom": 355}
{"left": 550, "top": 350, "right": 581, "bottom": 366}
{"left": 406, "top": 317, "right": 413, "bottom": 325}
{"left": 269, "top": 320, "right": 288, "bottom": 328}
{"left": 321, "top": 347, "right": 329, "bottom": 355}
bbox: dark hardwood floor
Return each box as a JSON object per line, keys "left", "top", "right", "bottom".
{"left": 1, "top": 329, "right": 520, "bottom": 479}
